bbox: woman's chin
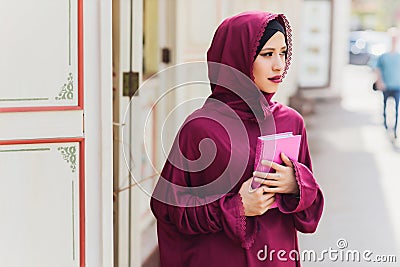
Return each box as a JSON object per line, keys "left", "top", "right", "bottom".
{"left": 259, "top": 86, "right": 278, "bottom": 94}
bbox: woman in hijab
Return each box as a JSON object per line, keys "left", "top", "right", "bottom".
{"left": 151, "top": 11, "right": 324, "bottom": 267}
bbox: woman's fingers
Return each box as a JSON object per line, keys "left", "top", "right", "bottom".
{"left": 280, "top": 152, "right": 293, "bottom": 167}
{"left": 265, "top": 195, "right": 275, "bottom": 206}
{"left": 260, "top": 194, "right": 276, "bottom": 212}
{"left": 263, "top": 186, "right": 281, "bottom": 193}
{"left": 254, "top": 177, "right": 280, "bottom": 187}
{"left": 261, "top": 159, "right": 285, "bottom": 171}
{"left": 253, "top": 171, "right": 280, "bottom": 180}
{"left": 240, "top": 177, "right": 280, "bottom": 216}
{"left": 251, "top": 157, "right": 298, "bottom": 196}
{"left": 253, "top": 171, "right": 269, "bottom": 179}
{"left": 260, "top": 183, "right": 282, "bottom": 194}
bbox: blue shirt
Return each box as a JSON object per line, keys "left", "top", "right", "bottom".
{"left": 376, "top": 52, "right": 400, "bottom": 90}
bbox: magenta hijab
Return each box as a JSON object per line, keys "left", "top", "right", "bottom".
{"left": 152, "top": 11, "right": 295, "bottom": 207}
{"left": 206, "top": 11, "right": 292, "bottom": 120}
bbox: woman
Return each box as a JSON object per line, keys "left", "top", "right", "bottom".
{"left": 151, "top": 11, "right": 324, "bottom": 266}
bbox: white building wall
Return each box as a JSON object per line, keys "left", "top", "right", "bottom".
{"left": 331, "top": 0, "right": 352, "bottom": 95}
{"left": 301, "top": 0, "right": 352, "bottom": 99}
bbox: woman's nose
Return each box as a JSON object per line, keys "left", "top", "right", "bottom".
{"left": 272, "top": 57, "right": 285, "bottom": 71}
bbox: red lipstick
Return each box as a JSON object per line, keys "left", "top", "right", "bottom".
{"left": 268, "top": 75, "right": 282, "bottom": 83}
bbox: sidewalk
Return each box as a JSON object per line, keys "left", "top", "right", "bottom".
{"left": 299, "top": 65, "right": 400, "bottom": 266}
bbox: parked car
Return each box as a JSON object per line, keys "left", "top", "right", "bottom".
{"left": 349, "top": 31, "right": 390, "bottom": 65}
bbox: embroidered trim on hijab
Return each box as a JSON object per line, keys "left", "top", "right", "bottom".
{"left": 254, "top": 19, "right": 286, "bottom": 60}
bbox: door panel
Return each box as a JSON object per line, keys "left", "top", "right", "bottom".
{"left": 0, "top": 0, "right": 82, "bottom": 110}
{"left": 0, "top": 139, "right": 84, "bottom": 267}
{"left": 0, "top": 1, "right": 85, "bottom": 266}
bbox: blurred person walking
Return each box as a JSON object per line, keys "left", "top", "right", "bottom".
{"left": 374, "top": 27, "right": 400, "bottom": 139}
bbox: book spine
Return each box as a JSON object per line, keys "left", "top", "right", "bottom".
{"left": 250, "top": 138, "right": 263, "bottom": 190}
{"left": 254, "top": 138, "right": 263, "bottom": 172}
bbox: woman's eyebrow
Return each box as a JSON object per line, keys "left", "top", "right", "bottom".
{"left": 260, "top": 46, "right": 287, "bottom": 52}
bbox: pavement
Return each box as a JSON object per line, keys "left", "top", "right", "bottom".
{"left": 299, "top": 65, "right": 400, "bottom": 266}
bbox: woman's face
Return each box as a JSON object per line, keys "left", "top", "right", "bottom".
{"left": 253, "top": 31, "right": 287, "bottom": 94}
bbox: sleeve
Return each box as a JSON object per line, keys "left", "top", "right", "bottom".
{"left": 150, "top": 118, "right": 257, "bottom": 248}
{"left": 151, "top": 192, "right": 257, "bottom": 248}
{"left": 275, "top": 126, "right": 324, "bottom": 233}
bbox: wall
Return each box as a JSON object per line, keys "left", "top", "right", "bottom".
{"left": 301, "top": 0, "right": 352, "bottom": 99}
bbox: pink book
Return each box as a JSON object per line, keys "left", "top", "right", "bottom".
{"left": 251, "top": 132, "right": 301, "bottom": 208}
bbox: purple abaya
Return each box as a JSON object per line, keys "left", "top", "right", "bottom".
{"left": 151, "top": 11, "right": 324, "bottom": 267}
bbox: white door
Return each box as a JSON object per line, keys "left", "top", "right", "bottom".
{"left": 113, "top": 0, "right": 176, "bottom": 266}
{"left": 0, "top": 1, "right": 85, "bottom": 266}
{"left": 113, "top": 0, "right": 147, "bottom": 266}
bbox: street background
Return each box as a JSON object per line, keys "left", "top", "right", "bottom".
{"left": 299, "top": 64, "right": 400, "bottom": 266}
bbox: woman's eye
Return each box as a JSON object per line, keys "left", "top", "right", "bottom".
{"left": 280, "top": 51, "right": 287, "bottom": 56}
{"left": 260, "top": 52, "right": 273, "bottom": 57}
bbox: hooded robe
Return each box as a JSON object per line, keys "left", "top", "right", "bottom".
{"left": 151, "top": 11, "right": 324, "bottom": 267}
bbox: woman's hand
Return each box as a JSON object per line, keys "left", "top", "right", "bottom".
{"left": 238, "top": 178, "right": 275, "bottom": 216}
{"left": 253, "top": 152, "right": 299, "bottom": 195}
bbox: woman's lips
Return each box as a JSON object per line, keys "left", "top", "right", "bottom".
{"left": 268, "top": 75, "right": 282, "bottom": 83}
